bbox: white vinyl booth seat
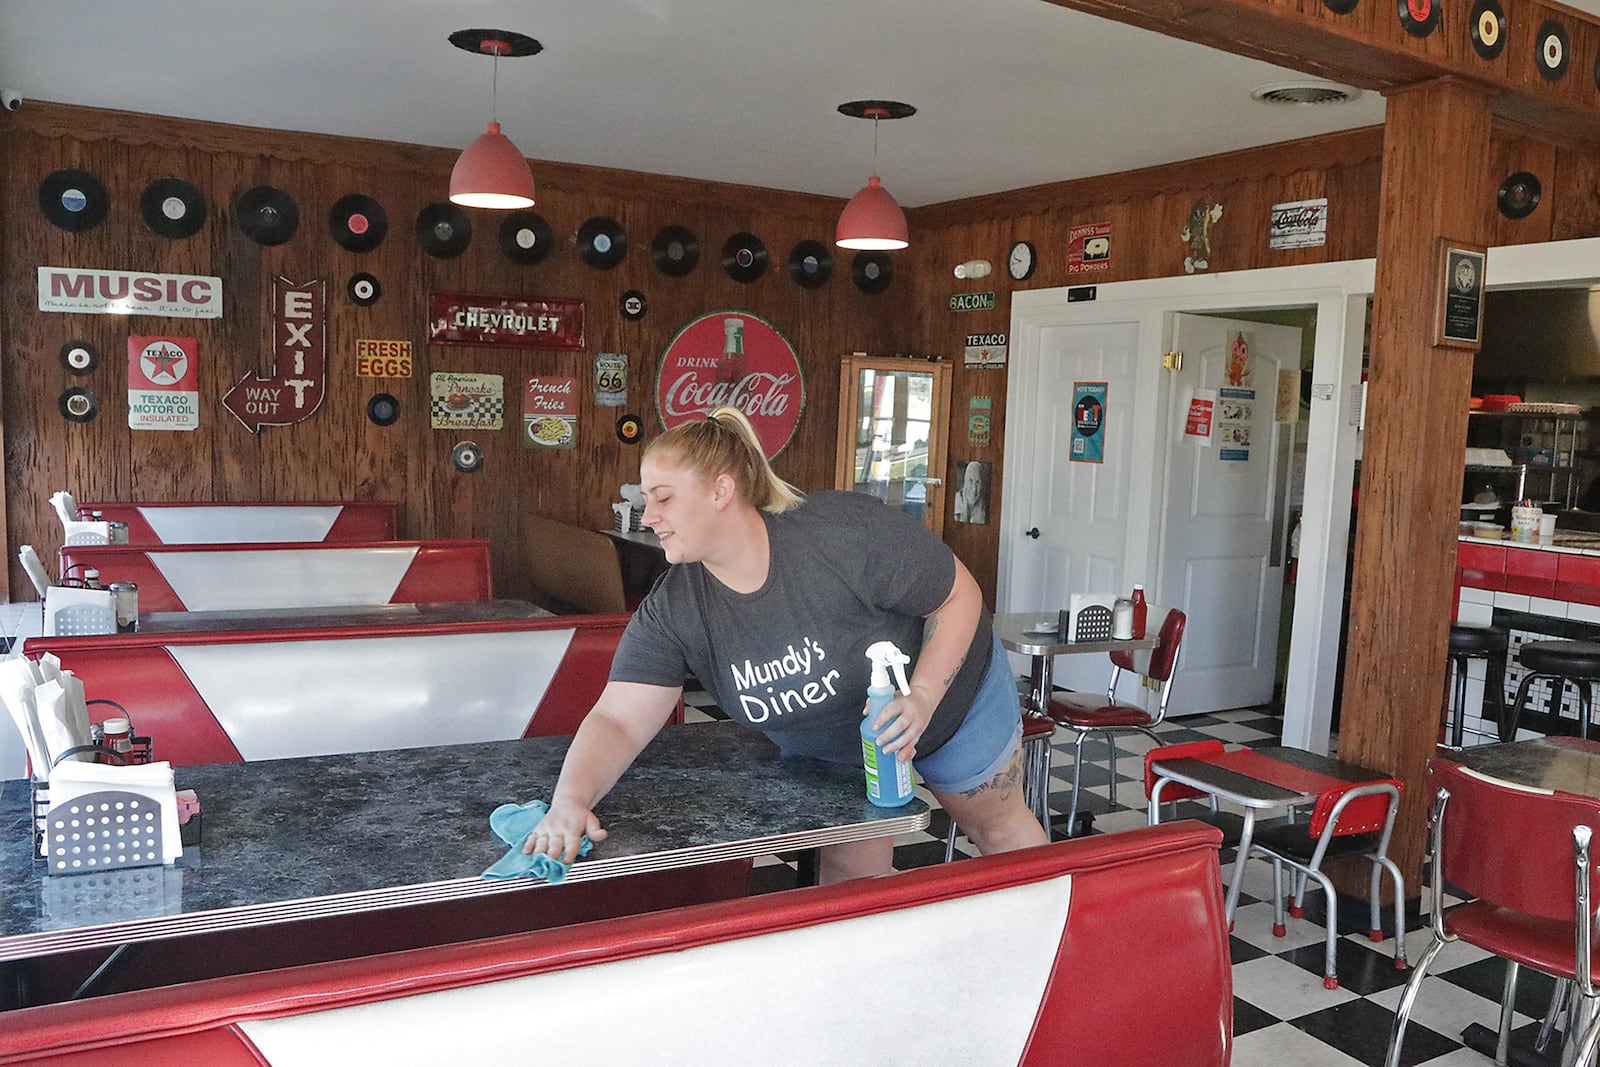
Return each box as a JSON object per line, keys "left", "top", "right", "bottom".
{"left": 0, "top": 822, "right": 1233, "bottom": 1067}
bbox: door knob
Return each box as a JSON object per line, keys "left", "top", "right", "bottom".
{"left": 1025, "top": 527, "right": 1041, "bottom": 539}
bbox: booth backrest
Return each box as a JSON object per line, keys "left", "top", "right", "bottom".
{"left": 524, "top": 515, "right": 628, "bottom": 614}
{"left": 56, "top": 539, "right": 491, "bottom": 612}
{"left": 25, "top": 614, "right": 644, "bottom": 765}
{"left": 0, "top": 822, "right": 1230, "bottom": 1067}
{"left": 75, "top": 501, "right": 398, "bottom": 545}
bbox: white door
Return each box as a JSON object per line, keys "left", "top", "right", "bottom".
{"left": 1006, "top": 320, "right": 1144, "bottom": 696}
{"left": 1159, "top": 313, "right": 1301, "bottom": 714}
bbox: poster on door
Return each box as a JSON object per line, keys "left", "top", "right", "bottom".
{"left": 128, "top": 335, "right": 200, "bottom": 431}
{"left": 1070, "top": 381, "right": 1107, "bottom": 463}
{"left": 1182, "top": 387, "right": 1216, "bottom": 446}
{"left": 1218, "top": 386, "right": 1254, "bottom": 462}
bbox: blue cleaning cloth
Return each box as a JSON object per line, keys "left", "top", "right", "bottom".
{"left": 481, "top": 800, "right": 593, "bottom": 883}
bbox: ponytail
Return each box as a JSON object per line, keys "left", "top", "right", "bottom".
{"left": 645, "top": 406, "right": 804, "bottom": 513}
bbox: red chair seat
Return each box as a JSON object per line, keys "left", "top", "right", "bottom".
{"left": 1449, "top": 903, "right": 1592, "bottom": 982}
{"left": 1022, "top": 711, "right": 1056, "bottom": 740}
{"left": 1049, "top": 695, "right": 1156, "bottom": 728}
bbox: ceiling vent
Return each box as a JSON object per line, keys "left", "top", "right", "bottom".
{"left": 1250, "top": 81, "right": 1363, "bottom": 106}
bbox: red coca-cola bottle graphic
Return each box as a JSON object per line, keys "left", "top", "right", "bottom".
{"left": 716, "top": 316, "right": 748, "bottom": 385}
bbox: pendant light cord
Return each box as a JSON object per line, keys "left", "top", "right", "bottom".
{"left": 490, "top": 46, "right": 501, "bottom": 124}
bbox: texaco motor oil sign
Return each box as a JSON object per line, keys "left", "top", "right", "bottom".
{"left": 656, "top": 311, "right": 805, "bottom": 458}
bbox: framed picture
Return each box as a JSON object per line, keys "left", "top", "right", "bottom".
{"left": 1435, "top": 239, "right": 1486, "bottom": 348}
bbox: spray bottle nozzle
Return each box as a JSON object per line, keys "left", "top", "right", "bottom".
{"left": 865, "top": 640, "right": 912, "bottom": 696}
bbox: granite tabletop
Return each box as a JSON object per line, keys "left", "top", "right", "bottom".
{"left": 0, "top": 722, "right": 928, "bottom": 960}
{"left": 133, "top": 598, "right": 554, "bottom": 635}
{"left": 1455, "top": 735, "right": 1600, "bottom": 798}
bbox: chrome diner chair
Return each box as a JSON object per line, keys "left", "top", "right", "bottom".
{"left": 1387, "top": 759, "right": 1600, "bottom": 1067}
{"left": 1048, "top": 608, "right": 1187, "bottom": 836}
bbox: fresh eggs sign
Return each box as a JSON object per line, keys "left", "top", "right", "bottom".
{"left": 656, "top": 312, "right": 805, "bottom": 458}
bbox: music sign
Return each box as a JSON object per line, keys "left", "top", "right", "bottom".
{"left": 656, "top": 312, "right": 805, "bottom": 458}
{"left": 427, "top": 292, "right": 585, "bottom": 351}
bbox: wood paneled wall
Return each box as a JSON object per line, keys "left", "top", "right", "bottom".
{"left": 0, "top": 103, "right": 903, "bottom": 601}
{"left": 902, "top": 121, "right": 1600, "bottom": 605}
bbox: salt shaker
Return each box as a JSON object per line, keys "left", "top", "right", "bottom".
{"left": 1112, "top": 597, "right": 1135, "bottom": 640}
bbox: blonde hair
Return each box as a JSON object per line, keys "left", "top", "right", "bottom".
{"left": 645, "top": 406, "right": 804, "bottom": 513}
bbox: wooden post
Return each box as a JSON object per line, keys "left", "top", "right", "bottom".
{"left": 1340, "top": 78, "right": 1494, "bottom": 890}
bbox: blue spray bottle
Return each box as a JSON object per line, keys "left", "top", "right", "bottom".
{"left": 862, "top": 640, "right": 915, "bottom": 807}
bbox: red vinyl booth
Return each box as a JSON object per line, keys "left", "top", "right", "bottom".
{"left": 0, "top": 823, "right": 1231, "bottom": 1067}
{"left": 25, "top": 614, "right": 646, "bottom": 765}
{"left": 74, "top": 501, "right": 398, "bottom": 545}
{"left": 55, "top": 539, "right": 491, "bottom": 612}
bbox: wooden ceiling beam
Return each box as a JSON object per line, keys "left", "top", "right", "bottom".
{"left": 1040, "top": 0, "right": 1600, "bottom": 141}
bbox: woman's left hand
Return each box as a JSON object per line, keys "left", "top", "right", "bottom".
{"left": 869, "top": 686, "right": 937, "bottom": 762}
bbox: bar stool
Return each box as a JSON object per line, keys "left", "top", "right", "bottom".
{"left": 1444, "top": 624, "right": 1507, "bottom": 748}
{"left": 1510, "top": 640, "right": 1600, "bottom": 739}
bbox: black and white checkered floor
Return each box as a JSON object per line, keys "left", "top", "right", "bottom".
{"left": 683, "top": 691, "right": 1556, "bottom": 1066}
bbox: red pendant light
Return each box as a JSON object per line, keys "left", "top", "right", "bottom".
{"left": 836, "top": 100, "right": 916, "bottom": 251}
{"left": 448, "top": 29, "right": 541, "bottom": 210}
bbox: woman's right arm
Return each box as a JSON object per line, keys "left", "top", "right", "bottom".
{"left": 524, "top": 679, "right": 683, "bottom": 863}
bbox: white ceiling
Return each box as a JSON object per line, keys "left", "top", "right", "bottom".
{"left": 0, "top": 0, "right": 1433, "bottom": 205}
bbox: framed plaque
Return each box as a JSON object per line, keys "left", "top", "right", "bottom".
{"left": 1435, "top": 239, "right": 1487, "bottom": 348}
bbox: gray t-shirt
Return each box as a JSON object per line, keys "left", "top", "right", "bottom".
{"left": 610, "top": 491, "right": 992, "bottom": 765}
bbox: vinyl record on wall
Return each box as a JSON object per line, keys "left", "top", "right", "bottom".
{"left": 1537, "top": 20, "right": 1570, "bottom": 80}
{"left": 851, "top": 251, "right": 893, "bottom": 294}
{"left": 60, "top": 340, "right": 99, "bottom": 375}
{"left": 39, "top": 169, "right": 109, "bottom": 232}
{"left": 329, "top": 193, "right": 388, "bottom": 253}
{"left": 650, "top": 225, "right": 700, "bottom": 277}
{"left": 367, "top": 393, "right": 400, "bottom": 427}
{"left": 616, "top": 413, "right": 643, "bottom": 444}
{"left": 786, "top": 240, "right": 833, "bottom": 289}
{"left": 235, "top": 185, "right": 300, "bottom": 246}
{"left": 722, "top": 232, "right": 768, "bottom": 284}
{"left": 1321, "top": 0, "right": 1358, "bottom": 14}
{"left": 620, "top": 290, "right": 648, "bottom": 321}
{"left": 577, "top": 216, "right": 627, "bottom": 270}
{"left": 451, "top": 440, "right": 485, "bottom": 473}
{"left": 1470, "top": 0, "right": 1506, "bottom": 59}
{"left": 140, "top": 177, "right": 207, "bottom": 239}
{"left": 1498, "top": 172, "right": 1542, "bottom": 219}
{"left": 1396, "top": 0, "right": 1440, "bottom": 37}
{"left": 347, "top": 272, "right": 382, "bottom": 306}
{"left": 499, "top": 210, "right": 554, "bottom": 265}
{"left": 59, "top": 387, "right": 99, "bottom": 424}
{"left": 416, "top": 202, "right": 472, "bottom": 258}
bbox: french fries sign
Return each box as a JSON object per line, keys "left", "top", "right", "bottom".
{"left": 524, "top": 376, "right": 578, "bottom": 450}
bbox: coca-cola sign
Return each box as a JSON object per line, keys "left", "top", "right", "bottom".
{"left": 656, "top": 311, "right": 806, "bottom": 458}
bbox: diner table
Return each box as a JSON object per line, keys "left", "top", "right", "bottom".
{"left": 993, "top": 610, "right": 1165, "bottom": 714}
{"left": 1146, "top": 744, "right": 1391, "bottom": 923}
{"left": 130, "top": 598, "right": 554, "bottom": 635}
{"left": 1446, "top": 736, "right": 1600, "bottom": 1066}
{"left": 0, "top": 722, "right": 927, "bottom": 972}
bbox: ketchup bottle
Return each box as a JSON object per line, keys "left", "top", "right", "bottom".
{"left": 1131, "top": 584, "right": 1148, "bottom": 639}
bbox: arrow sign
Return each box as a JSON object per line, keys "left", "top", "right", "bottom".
{"left": 223, "top": 277, "right": 326, "bottom": 433}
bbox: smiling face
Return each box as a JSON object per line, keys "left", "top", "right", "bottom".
{"left": 641, "top": 450, "right": 727, "bottom": 565}
{"left": 961, "top": 462, "right": 984, "bottom": 507}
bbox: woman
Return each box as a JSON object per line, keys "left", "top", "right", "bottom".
{"left": 525, "top": 407, "right": 1046, "bottom": 882}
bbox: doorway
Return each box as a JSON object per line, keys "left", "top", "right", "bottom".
{"left": 1002, "top": 261, "right": 1374, "bottom": 748}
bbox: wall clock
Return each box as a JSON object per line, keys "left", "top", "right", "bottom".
{"left": 1008, "top": 240, "right": 1037, "bottom": 282}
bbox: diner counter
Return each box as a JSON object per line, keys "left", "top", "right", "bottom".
{"left": 1458, "top": 530, "right": 1600, "bottom": 556}
{"left": 0, "top": 722, "right": 928, "bottom": 961}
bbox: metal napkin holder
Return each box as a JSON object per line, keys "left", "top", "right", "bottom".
{"left": 30, "top": 721, "right": 154, "bottom": 864}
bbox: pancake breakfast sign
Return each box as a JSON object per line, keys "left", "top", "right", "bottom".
{"left": 656, "top": 311, "right": 805, "bottom": 458}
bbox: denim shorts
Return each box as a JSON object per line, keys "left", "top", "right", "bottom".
{"left": 913, "top": 634, "right": 1022, "bottom": 794}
